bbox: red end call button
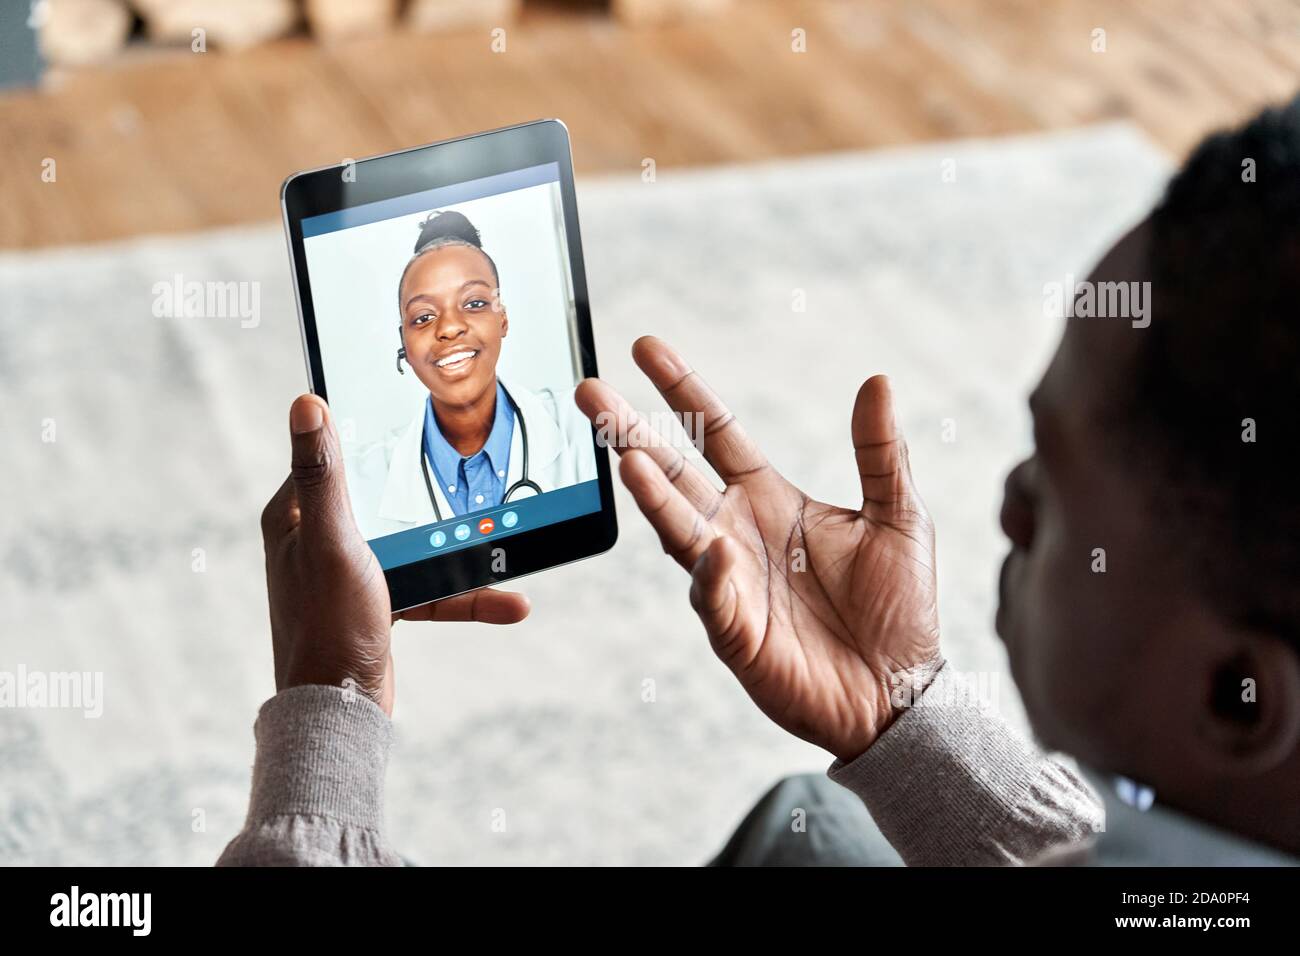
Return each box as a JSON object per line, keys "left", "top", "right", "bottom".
{"left": 478, "top": 518, "right": 495, "bottom": 534}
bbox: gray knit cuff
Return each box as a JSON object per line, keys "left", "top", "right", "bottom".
{"left": 828, "top": 663, "right": 1103, "bottom": 865}
{"left": 246, "top": 684, "right": 393, "bottom": 833}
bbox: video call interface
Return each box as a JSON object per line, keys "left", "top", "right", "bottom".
{"left": 301, "top": 163, "right": 600, "bottom": 571}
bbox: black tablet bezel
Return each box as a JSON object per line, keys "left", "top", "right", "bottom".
{"left": 281, "top": 119, "right": 617, "bottom": 612}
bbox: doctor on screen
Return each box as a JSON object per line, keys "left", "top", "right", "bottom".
{"left": 346, "top": 210, "right": 596, "bottom": 539}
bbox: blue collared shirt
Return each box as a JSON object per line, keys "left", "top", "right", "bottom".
{"left": 423, "top": 381, "right": 514, "bottom": 517}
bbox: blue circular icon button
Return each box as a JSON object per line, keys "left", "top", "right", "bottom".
{"left": 501, "top": 510, "right": 518, "bottom": 529}
{"left": 429, "top": 530, "right": 447, "bottom": 548}
{"left": 454, "top": 524, "right": 471, "bottom": 542}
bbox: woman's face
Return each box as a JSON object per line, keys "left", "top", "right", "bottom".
{"left": 398, "top": 244, "right": 507, "bottom": 409}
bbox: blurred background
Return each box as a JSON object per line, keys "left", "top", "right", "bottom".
{"left": 5, "top": 0, "right": 1298, "bottom": 248}
{"left": 1, "top": 0, "right": 1297, "bottom": 866}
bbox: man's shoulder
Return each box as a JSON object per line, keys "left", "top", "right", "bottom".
{"left": 1071, "top": 769, "right": 1300, "bottom": 867}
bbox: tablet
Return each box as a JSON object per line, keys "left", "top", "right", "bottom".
{"left": 281, "top": 120, "right": 617, "bottom": 612}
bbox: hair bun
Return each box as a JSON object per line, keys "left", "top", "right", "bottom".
{"left": 414, "top": 210, "right": 482, "bottom": 254}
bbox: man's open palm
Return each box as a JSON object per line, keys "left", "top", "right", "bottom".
{"left": 575, "top": 337, "right": 942, "bottom": 761}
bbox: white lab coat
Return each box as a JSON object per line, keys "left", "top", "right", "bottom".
{"left": 344, "top": 377, "right": 598, "bottom": 540}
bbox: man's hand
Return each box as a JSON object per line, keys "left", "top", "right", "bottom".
{"left": 576, "top": 337, "right": 941, "bottom": 761}
{"left": 261, "top": 394, "right": 530, "bottom": 716}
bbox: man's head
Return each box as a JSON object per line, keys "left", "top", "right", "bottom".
{"left": 996, "top": 97, "right": 1300, "bottom": 844}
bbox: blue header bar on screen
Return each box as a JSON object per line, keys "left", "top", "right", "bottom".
{"left": 301, "top": 162, "right": 561, "bottom": 238}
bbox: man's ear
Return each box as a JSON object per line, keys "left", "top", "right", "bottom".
{"left": 1199, "top": 631, "right": 1300, "bottom": 775}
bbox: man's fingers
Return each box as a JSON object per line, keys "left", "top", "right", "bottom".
{"left": 631, "top": 336, "right": 769, "bottom": 485}
{"left": 851, "top": 374, "right": 914, "bottom": 509}
{"left": 689, "top": 535, "right": 756, "bottom": 669}
{"left": 395, "top": 588, "right": 531, "bottom": 625}
{"left": 259, "top": 475, "right": 300, "bottom": 543}
{"left": 575, "top": 376, "right": 724, "bottom": 517}
{"left": 289, "top": 394, "right": 352, "bottom": 541}
{"left": 620, "top": 449, "right": 716, "bottom": 571}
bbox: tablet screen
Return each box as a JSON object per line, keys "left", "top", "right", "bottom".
{"left": 299, "top": 162, "right": 600, "bottom": 571}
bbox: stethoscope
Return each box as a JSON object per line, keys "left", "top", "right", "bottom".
{"left": 417, "top": 384, "right": 543, "bottom": 522}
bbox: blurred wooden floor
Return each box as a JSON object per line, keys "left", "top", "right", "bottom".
{"left": 2, "top": 0, "right": 1300, "bottom": 250}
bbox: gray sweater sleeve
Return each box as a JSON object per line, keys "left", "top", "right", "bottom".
{"left": 828, "top": 662, "right": 1103, "bottom": 866}
{"left": 217, "top": 684, "right": 401, "bottom": 867}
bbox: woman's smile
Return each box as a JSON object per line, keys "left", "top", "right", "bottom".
{"left": 432, "top": 347, "right": 480, "bottom": 376}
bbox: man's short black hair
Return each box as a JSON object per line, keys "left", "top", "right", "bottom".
{"left": 1133, "top": 95, "right": 1300, "bottom": 644}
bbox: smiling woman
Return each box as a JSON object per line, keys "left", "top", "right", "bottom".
{"left": 397, "top": 211, "right": 509, "bottom": 458}
{"left": 339, "top": 206, "right": 597, "bottom": 536}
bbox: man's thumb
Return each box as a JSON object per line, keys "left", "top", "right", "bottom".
{"left": 289, "top": 395, "right": 346, "bottom": 529}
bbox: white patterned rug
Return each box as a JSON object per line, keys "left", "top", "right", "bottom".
{"left": 0, "top": 124, "right": 1169, "bottom": 865}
